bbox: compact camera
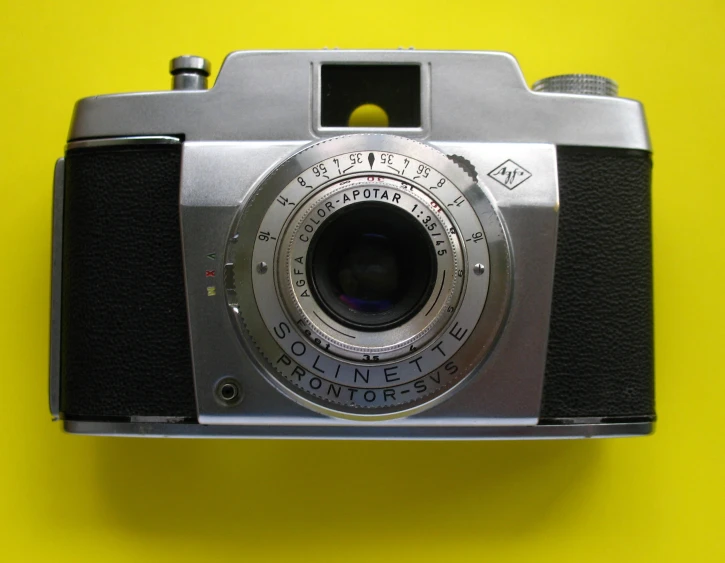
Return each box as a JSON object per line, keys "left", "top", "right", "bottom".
{"left": 50, "top": 50, "right": 654, "bottom": 439}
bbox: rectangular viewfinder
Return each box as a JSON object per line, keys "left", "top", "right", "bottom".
{"left": 320, "top": 64, "right": 421, "bottom": 127}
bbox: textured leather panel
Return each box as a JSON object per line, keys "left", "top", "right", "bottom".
{"left": 61, "top": 144, "right": 197, "bottom": 419}
{"left": 541, "top": 147, "right": 654, "bottom": 419}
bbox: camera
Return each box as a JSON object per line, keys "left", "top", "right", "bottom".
{"left": 50, "top": 50, "right": 654, "bottom": 439}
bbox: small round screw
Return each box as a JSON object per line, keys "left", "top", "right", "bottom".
{"left": 257, "top": 261, "right": 268, "bottom": 274}
{"left": 215, "top": 378, "right": 242, "bottom": 405}
{"left": 473, "top": 263, "right": 485, "bottom": 276}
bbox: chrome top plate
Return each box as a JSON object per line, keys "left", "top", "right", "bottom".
{"left": 68, "top": 50, "right": 650, "bottom": 150}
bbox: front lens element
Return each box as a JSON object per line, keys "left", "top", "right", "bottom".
{"left": 308, "top": 202, "right": 436, "bottom": 331}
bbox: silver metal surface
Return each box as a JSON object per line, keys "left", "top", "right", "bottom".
{"left": 170, "top": 55, "right": 211, "bottom": 90}
{"left": 180, "top": 141, "right": 322, "bottom": 429}
{"left": 68, "top": 51, "right": 650, "bottom": 150}
{"left": 66, "top": 135, "right": 180, "bottom": 151}
{"left": 49, "top": 158, "right": 64, "bottom": 421}
{"left": 533, "top": 74, "right": 618, "bottom": 97}
{"left": 229, "top": 135, "right": 506, "bottom": 416}
{"left": 63, "top": 419, "right": 654, "bottom": 439}
{"left": 179, "top": 140, "right": 558, "bottom": 430}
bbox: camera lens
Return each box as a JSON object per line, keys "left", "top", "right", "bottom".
{"left": 308, "top": 202, "right": 437, "bottom": 331}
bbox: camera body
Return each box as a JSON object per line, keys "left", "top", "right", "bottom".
{"left": 50, "top": 50, "right": 654, "bottom": 439}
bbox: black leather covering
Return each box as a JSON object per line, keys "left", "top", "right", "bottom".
{"left": 60, "top": 143, "right": 197, "bottom": 419}
{"left": 540, "top": 147, "right": 654, "bottom": 421}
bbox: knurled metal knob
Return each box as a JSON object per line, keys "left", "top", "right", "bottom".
{"left": 170, "top": 55, "right": 211, "bottom": 91}
{"left": 532, "top": 74, "right": 618, "bottom": 97}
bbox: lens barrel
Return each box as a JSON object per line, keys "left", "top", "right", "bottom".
{"left": 308, "top": 202, "right": 437, "bottom": 331}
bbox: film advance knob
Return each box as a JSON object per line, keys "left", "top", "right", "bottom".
{"left": 532, "top": 74, "right": 618, "bottom": 97}
{"left": 170, "top": 55, "right": 211, "bottom": 91}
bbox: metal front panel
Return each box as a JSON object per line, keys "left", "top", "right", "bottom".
{"left": 180, "top": 142, "right": 316, "bottom": 423}
{"left": 180, "top": 140, "right": 558, "bottom": 430}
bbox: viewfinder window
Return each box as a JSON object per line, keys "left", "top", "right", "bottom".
{"left": 321, "top": 65, "right": 421, "bottom": 128}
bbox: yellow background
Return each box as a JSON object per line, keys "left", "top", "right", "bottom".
{"left": 1, "top": 0, "right": 724, "bottom": 561}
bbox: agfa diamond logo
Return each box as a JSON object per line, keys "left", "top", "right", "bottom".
{"left": 487, "top": 160, "right": 532, "bottom": 190}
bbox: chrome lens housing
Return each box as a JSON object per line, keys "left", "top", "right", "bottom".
{"left": 280, "top": 175, "right": 463, "bottom": 362}
{"left": 226, "top": 134, "right": 511, "bottom": 419}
